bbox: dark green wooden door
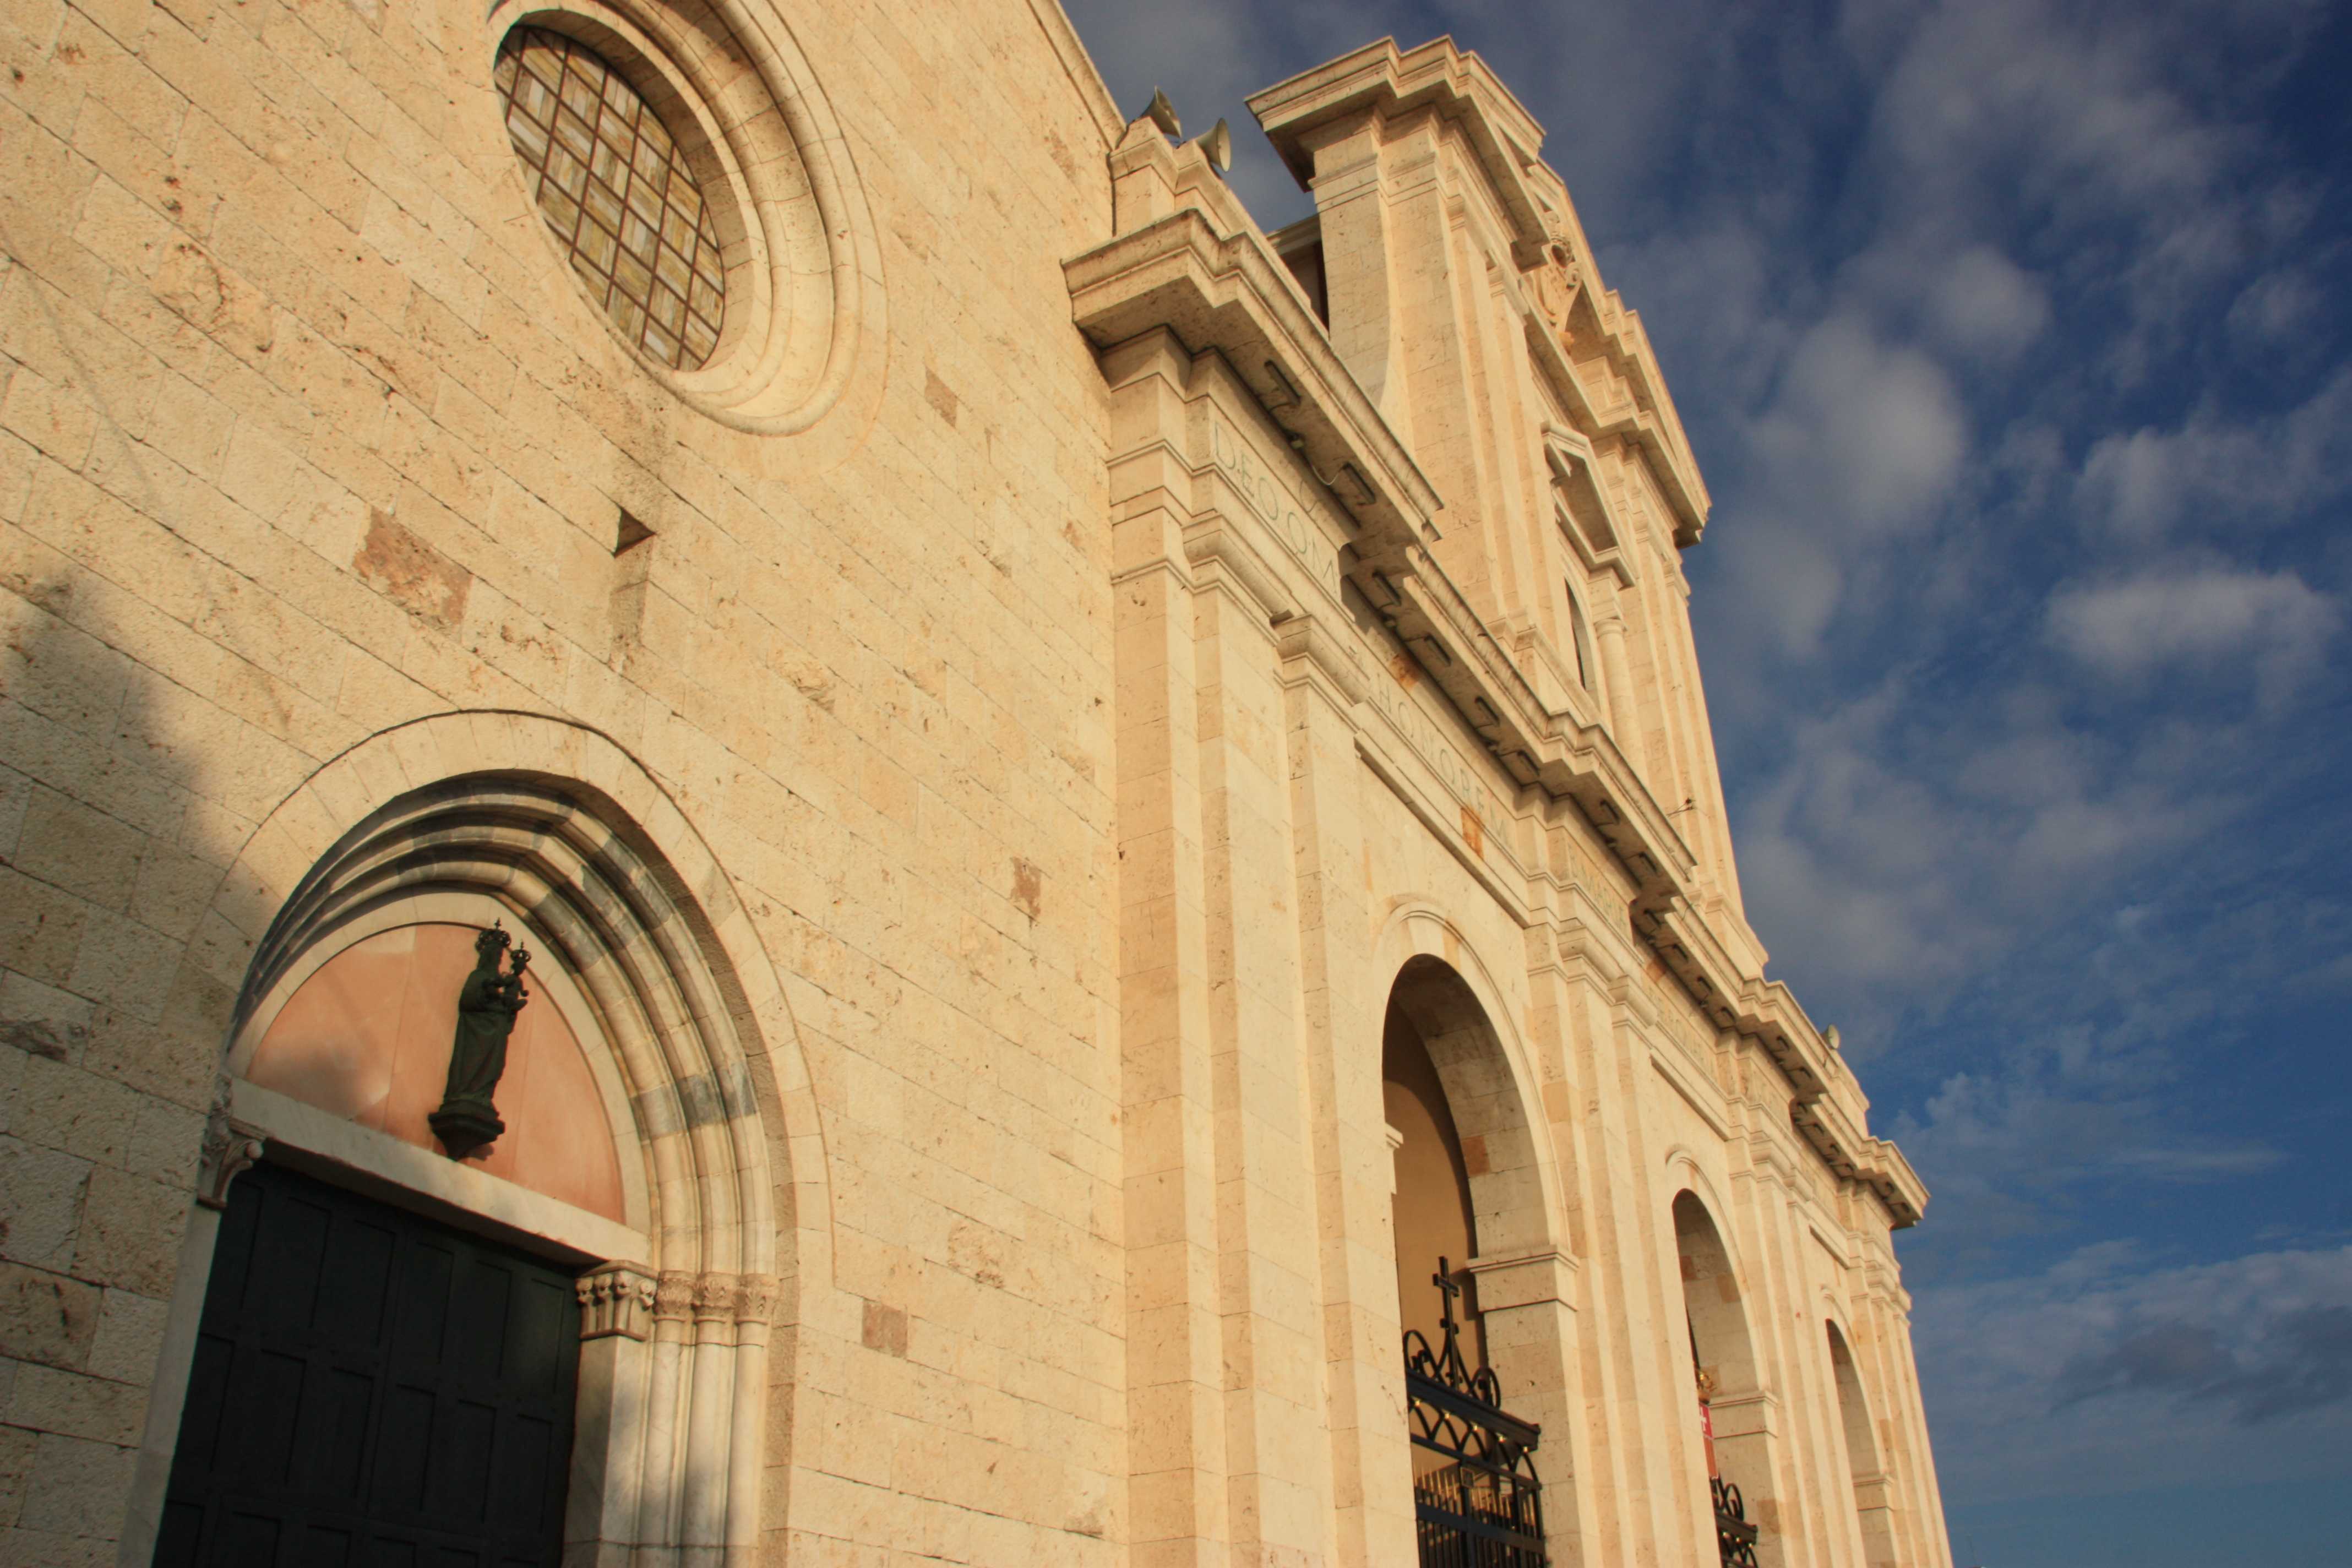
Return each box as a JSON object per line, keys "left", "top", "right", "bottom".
{"left": 154, "top": 1161, "right": 580, "bottom": 1568}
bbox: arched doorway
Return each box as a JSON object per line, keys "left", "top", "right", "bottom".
{"left": 1827, "top": 1320, "right": 1898, "bottom": 1568}
{"left": 1674, "top": 1190, "right": 1772, "bottom": 1567}
{"left": 1384, "top": 955, "right": 1556, "bottom": 1567}
{"left": 1385, "top": 995, "right": 1484, "bottom": 1369}
{"left": 126, "top": 720, "right": 810, "bottom": 1567}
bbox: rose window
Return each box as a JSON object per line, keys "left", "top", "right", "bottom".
{"left": 494, "top": 27, "right": 727, "bottom": 369}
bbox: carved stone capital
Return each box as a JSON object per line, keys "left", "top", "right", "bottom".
{"left": 577, "top": 1261, "right": 659, "bottom": 1341}
{"left": 1464, "top": 1248, "right": 1580, "bottom": 1312}
{"left": 654, "top": 1270, "right": 700, "bottom": 1322}
{"left": 734, "top": 1273, "right": 783, "bottom": 1327}
{"left": 692, "top": 1271, "right": 742, "bottom": 1324}
{"left": 196, "top": 1086, "right": 266, "bottom": 1211}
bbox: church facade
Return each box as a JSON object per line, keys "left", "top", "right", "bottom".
{"left": 0, "top": 0, "right": 1950, "bottom": 1562}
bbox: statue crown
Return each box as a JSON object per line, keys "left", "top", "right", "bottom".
{"left": 475, "top": 922, "right": 513, "bottom": 957}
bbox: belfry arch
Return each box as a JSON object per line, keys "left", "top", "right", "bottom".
{"left": 125, "top": 712, "right": 826, "bottom": 1567}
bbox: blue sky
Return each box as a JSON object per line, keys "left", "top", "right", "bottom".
{"left": 1058, "top": 1, "right": 2352, "bottom": 1561}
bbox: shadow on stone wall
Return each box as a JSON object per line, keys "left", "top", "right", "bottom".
{"left": 0, "top": 564, "right": 232, "bottom": 1550}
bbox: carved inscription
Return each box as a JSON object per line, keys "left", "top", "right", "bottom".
{"left": 1365, "top": 660, "right": 1499, "bottom": 852}
{"left": 1204, "top": 413, "right": 1499, "bottom": 859}
{"left": 1207, "top": 417, "right": 1343, "bottom": 598}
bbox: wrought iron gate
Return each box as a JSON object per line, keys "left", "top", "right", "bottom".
{"left": 1712, "top": 1476, "right": 1760, "bottom": 1567}
{"left": 1404, "top": 1257, "right": 1548, "bottom": 1567}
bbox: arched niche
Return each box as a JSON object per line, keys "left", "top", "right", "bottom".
{"left": 126, "top": 712, "right": 828, "bottom": 1568}
{"left": 1827, "top": 1319, "right": 1898, "bottom": 1568}
{"left": 1673, "top": 1188, "right": 1779, "bottom": 1566}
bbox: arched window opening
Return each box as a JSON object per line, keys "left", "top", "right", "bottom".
{"left": 1386, "top": 1000, "right": 1484, "bottom": 1366}
{"left": 1828, "top": 1322, "right": 1900, "bottom": 1568}
{"left": 1562, "top": 573, "right": 1596, "bottom": 696}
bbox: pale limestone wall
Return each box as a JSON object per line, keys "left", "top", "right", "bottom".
{"left": 1091, "top": 312, "right": 1946, "bottom": 1565}
{"left": 0, "top": 0, "right": 1128, "bottom": 1560}
{"left": 0, "top": 8, "right": 1953, "bottom": 1568}
{"left": 1089, "top": 35, "right": 1952, "bottom": 1565}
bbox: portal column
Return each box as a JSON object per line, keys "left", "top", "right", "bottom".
{"left": 573, "top": 1261, "right": 658, "bottom": 1566}
{"left": 1468, "top": 1248, "right": 1591, "bottom": 1568}
{"left": 1554, "top": 927, "right": 1697, "bottom": 1568}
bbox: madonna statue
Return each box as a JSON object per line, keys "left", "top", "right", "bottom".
{"left": 429, "top": 922, "right": 531, "bottom": 1158}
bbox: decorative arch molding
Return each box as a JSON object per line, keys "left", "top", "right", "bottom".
{"left": 1371, "top": 897, "right": 1566, "bottom": 1259}
{"left": 1670, "top": 1186, "right": 1759, "bottom": 1398}
{"left": 237, "top": 771, "right": 775, "bottom": 1280}
{"left": 1825, "top": 1314, "right": 1902, "bottom": 1568}
{"left": 164, "top": 709, "right": 832, "bottom": 1565}
{"left": 1815, "top": 1288, "right": 1855, "bottom": 1346}
{"left": 1662, "top": 1148, "right": 1742, "bottom": 1270}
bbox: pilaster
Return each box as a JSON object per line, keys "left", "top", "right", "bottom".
{"left": 1280, "top": 617, "right": 1416, "bottom": 1565}
{"left": 1109, "top": 330, "right": 1234, "bottom": 1568}
{"left": 1192, "top": 535, "right": 1336, "bottom": 1565}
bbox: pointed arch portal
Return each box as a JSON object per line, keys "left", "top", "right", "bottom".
{"left": 126, "top": 714, "right": 821, "bottom": 1568}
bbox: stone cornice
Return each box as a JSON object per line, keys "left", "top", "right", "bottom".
{"left": 1068, "top": 203, "right": 1441, "bottom": 558}
{"left": 1246, "top": 36, "right": 1550, "bottom": 268}
{"left": 1645, "top": 904, "right": 1926, "bottom": 1228}
{"left": 1248, "top": 35, "right": 1710, "bottom": 541}
{"left": 1065, "top": 170, "right": 1927, "bottom": 1233}
{"left": 1522, "top": 294, "right": 1709, "bottom": 546}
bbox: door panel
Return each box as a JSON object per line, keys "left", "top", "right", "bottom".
{"left": 154, "top": 1162, "right": 579, "bottom": 1568}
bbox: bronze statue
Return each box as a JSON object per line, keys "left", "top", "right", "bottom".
{"left": 430, "top": 922, "right": 531, "bottom": 1159}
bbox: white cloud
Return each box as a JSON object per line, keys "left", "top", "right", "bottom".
{"left": 2046, "top": 564, "right": 2342, "bottom": 701}
{"left": 1913, "top": 1244, "right": 2352, "bottom": 1501}
{"left": 1927, "top": 246, "right": 2051, "bottom": 362}
{"left": 2226, "top": 266, "right": 2325, "bottom": 347}
{"left": 2075, "top": 367, "right": 2352, "bottom": 539}
{"left": 1725, "top": 662, "right": 2230, "bottom": 1021}
{"left": 1748, "top": 314, "right": 1969, "bottom": 533}
{"left": 1855, "top": 0, "right": 2332, "bottom": 389}
{"left": 1710, "top": 524, "right": 1845, "bottom": 660}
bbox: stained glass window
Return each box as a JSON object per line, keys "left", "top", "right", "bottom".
{"left": 495, "top": 28, "right": 726, "bottom": 370}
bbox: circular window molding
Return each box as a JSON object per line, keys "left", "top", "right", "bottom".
{"left": 482, "top": 0, "right": 884, "bottom": 438}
